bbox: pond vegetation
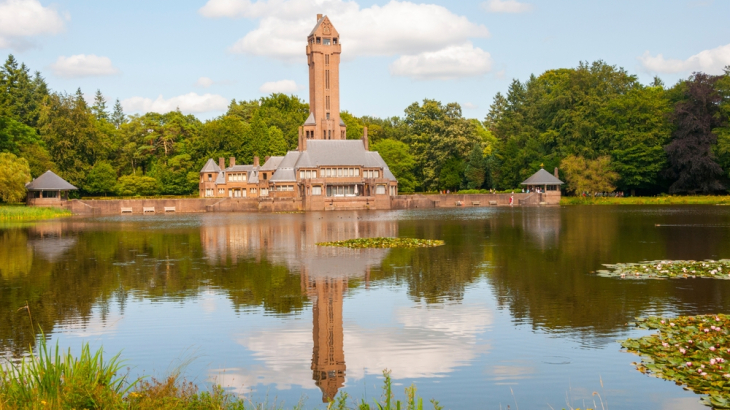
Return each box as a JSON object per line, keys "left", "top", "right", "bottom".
{"left": 622, "top": 315, "right": 730, "bottom": 408}
{"left": 316, "top": 237, "right": 445, "bottom": 249}
{"left": 561, "top": 196, "right": 730, "bottom": 205}
{"left": 0, "top": 205, "right": 71, "bottom": 222}
{"left": 597, "top": 260, "right": 730, "bottom": 280}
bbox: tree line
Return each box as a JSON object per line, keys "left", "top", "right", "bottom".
{"left": 1, "top": 54, "right": 729, "bottom": 201}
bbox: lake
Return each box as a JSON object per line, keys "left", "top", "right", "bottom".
{"left": 2, "top": 206, "right": 730, "bottom": 409}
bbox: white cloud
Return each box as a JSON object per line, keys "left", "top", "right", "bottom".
{"left": 0, "top": 0, "right": 66, "bottom": 49}
{"left": 390, "top": 42, "right": 492, "bottom": 80}
{"left": 639, "top": 43, "right": 730, "bottom": 75}
{"left": 482, "top": 0, "right": 533, "bottom": 13}
{"left": 195, "top": 76, "right": 214, "bottom": 87}
{"left": 201, "top": 0, "right": 490, "bottom": 67}
{"left": 121, "top": 93, "right": 229, "bottom": 114}
{"left": 462, "top": 102, "right": 478, "bottom": 110}
{"left": 259, "top": 79, "right": 301, "bottom": 94}
{"left": 49, "top": 54, "right": 119, "bottom": 78}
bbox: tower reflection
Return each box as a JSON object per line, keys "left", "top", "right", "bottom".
{"left": 200, "top": 213, "right": 394, "bottom": 400}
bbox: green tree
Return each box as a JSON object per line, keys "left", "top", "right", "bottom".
{"left": 268, "top": 126, "right": 288, "bottom": 156}
{"left": 91, "top": 90, "right": 109, "bottom": 121}
{"left": 110, "top": 99, "right": 126, "bottom": 129}
{"left": 0, "top": 152, "right": 31, "bottom": 202}
{"left": 372, "top": 139, "right": 417, "bottom": 193}
{"left": 560, "top": 155, "right": 619, "bottom": 197}
{"left": 85, "top": 161, "right": 117, "bottom": 196}
{"left": 248, "top": 110, "right": 270, "bottom": 159}
{"left": 115, "top": 175, "right": 158, "bottom": 196}
{"left": 341, "top": 111, "right": 364, "bottom": 140}
{"left": 438, "top": 157, "right": 465, "bottom": 191}
{"left": 464, "top": 143, "right": 485, "bottom": 189}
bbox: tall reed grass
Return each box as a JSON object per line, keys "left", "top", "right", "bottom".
{"left": 560, "top": 195, "right": 730, "bottom": 205}
{"left": 0, "top": 205, "right": 72, "bottom": 221}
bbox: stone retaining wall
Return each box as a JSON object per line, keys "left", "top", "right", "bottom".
{"left": 63, "top": 192, "right": 560, "bottom": 215}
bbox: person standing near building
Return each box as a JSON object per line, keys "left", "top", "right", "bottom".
{"left": 510, "top": 192, "right": 514, "bottom": 207}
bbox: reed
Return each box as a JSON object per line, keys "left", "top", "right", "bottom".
{"left": 560, "top": 195, "right": 730, "bottom": 205}
{"left": 0, "top": 205, "right": 72, "bottom": 221}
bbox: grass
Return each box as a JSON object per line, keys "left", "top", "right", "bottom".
{"left": 0, "top": 337, "right": 445, "bottom": 410}
{"left": 622, "top": 315, "right": 730, "bottom": 408}
{"left": 561, "top": 195, "right": 730, "bottom": 205}
{"left": 317, "top": 237, "right": 445, "bottom": 249}
{"left": 0, "top": 205, "right": 72, "bottom": 222}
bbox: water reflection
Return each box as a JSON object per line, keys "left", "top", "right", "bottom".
{"left": 3, "top": 208, "right": 730, "bottom": 409}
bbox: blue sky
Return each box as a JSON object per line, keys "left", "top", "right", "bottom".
{"left": 1, "top": 0, "right": 729, "bottom": 120}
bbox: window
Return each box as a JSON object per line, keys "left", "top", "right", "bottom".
{"left": 208, "top": 174, "right": 212, "bottom": 182}
{"left": 355, "top": 168, "right": 360, "bottom": 176}
{"left": 300, "top": 170, "right": 305, "bottom": 179}
{"left": 333, "top": 38, "right": 338, "bottom": 45}
{"left": 337, "top": 168, "right": 342, "bottom": 177}
{"left": 328, "top": 130, "right": 331, "bottom": 138}
{"left": 229, "top": 190, "right": 233, "bottom": 198}
{"left": 376, "top": 185, "right": 386, "bottom": 195}
{"left": 348, "top": 168, "right": 354, "bottom": 177}
{"left": 251, "top": 188, "right": 257, "bottom": 194}
{"left": 374, "top": 170, "right": 379, "bottom": 178}
{"left": 323, "top": 38, "right": 331, "bottom": 45}
{"left": 312, "top": 186, "right": 322, "bottom": 195}
{"left": 316, "top": 37, "right": 321, "bottom": 44}
{"left": 261, "top": 188, "right": 268, "bottom": 197}
{"left": 263, "top": 173, "right": 267, "bottom": 180}
{"left": 313, "top": 170, "right": 317, "bottom": 178}
{"left": 323, "top": 130, "right": 326, "bottom": 139}
{"left": 218, "top": 188, "right": 224, "bottom": 195}
{"left": 326, "top": 71, "right": 329, "bottom": 89}
{"left": 205, "top": 189, "right": 214, "bottom": 197}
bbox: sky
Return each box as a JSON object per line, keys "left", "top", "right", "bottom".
{"left": 1, "top": 0, "right": 729, "bottom": 121}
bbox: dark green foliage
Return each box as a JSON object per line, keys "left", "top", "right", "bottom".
{"left": 665, "top": 73, "right": 726, "bottom": 193}
{"left": 85, "top": 161, "right": 117, "bottom": 195}
{"left": 464, "top": 143, "right": 485, "bottom": 189}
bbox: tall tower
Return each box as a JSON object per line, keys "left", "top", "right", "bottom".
{"left": 300, "top": 14, "right": 346, "bottom": 144}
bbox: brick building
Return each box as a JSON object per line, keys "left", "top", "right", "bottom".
{"left": 199, "top": 14, "right": 398, "bottom": 210}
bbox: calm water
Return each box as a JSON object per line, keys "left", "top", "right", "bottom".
{"left": 2, "top": 206, "right": 730, "bottom": 409}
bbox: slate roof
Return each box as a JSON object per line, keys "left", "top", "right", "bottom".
{"left": 303, "top": 113, "right": 316, "bottom": 126}
{"left": 261, "top": 156, "right": 284, "bottom": 171}
{"left": 340, "top": 118, "right": 345, "bottom": 126}
{"left": 215, "top": 172, "right": 226, "bottom": 184}
{"left": 270, "top": 151, "right": 300, "bottom": 182}
{"left": 200, "top": 158, "right": 221, "bottom": 173}
{"left": 26, "top": 170, "right": 77, "bottom": 191}
{"left": 309, "top": 16, "right": 326, "bottom": 36}
{"left": 521, "top": 168, "right": 564, "bottom": 185}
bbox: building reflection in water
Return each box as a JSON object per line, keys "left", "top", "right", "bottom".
{"left": 200, "top": 213, "right": 394, "bottom": 401}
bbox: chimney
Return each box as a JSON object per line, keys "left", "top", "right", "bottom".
{"left": 317, "top": 13, "right": 322, "bottom": 21}
{"left": 253, "top": 156, "right": 260, "bottom": 167}
{"left": 218, "top": 157, "right": 225, "bottom": 170}
{"left": 230, "top": 157, "right": 236, "bottom": 167}
{"left": 554, "top": 167, "right": 559, "bottom": 179}
{"left": 362, "top": 127, "right": 369, "bottom": 151}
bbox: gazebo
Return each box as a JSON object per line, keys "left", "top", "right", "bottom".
{"left": 521, "top": 168, "right": 564, "bottom": 193}
{"left": 26, "top": 170, "right": 78, "bottom": 206}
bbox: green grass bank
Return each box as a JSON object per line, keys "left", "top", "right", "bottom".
{"left": 560, "top": 195, "right": 730, "bottom": 205}
{"left": 0, "top": 205, "right": 72, "bottom": 222}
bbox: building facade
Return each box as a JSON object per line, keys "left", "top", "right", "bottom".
{"left": 199, "top": 14, "right": 398, "bottom": 210}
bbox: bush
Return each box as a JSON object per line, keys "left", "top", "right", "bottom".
{"left": 115, "top": 175, "right": 158, "bottom": 196}
{"left": 0, "top": 153, "right": 31, "bottom": 203}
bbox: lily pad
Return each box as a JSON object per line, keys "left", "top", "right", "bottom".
{"left": 621, "top": 315, "right": 730, "bottom": 407}
{"left": 597, "top": 260, "right": 730, "bottom": 280}
{"left": 316, "top": 237, "right": 445, "bottom": 249}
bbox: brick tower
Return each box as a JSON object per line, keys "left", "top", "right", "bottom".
{"left": 300, "top": 14, "right": 346, "bottom": 148}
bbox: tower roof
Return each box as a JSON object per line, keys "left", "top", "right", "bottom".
{"left": 309, "top": 15, "right": 339, "bottom": 37}
{"left": 200, "top": 158, "right": 221, "bottom": 173}
{"left": 303, "top": 112, "right": 316, "bottom": 126}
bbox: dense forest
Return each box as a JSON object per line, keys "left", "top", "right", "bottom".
{"left": 0, "top": 54, "right": 729, "bottom": 200}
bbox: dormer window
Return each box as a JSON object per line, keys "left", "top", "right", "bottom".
{"left": 323, "top": 38, "right": 331, "bottom": 45}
